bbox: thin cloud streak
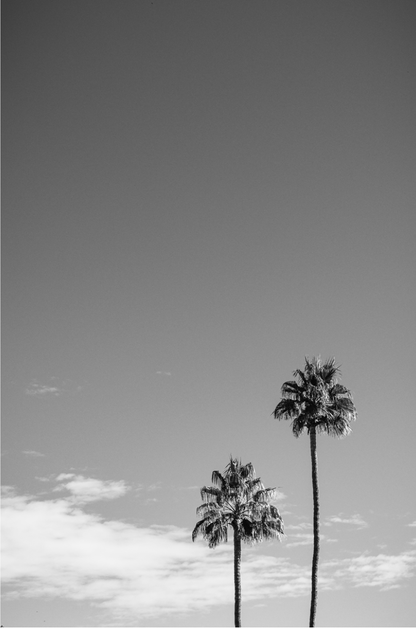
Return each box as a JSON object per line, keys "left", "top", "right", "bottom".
{"left": 24, "top": 378, "right": 83, "bottom": 397}
{"left": 2, "top": 482, "right": 415, "bottom": 624}
{"left": 22, "top": 450, "right": 45, "bottom": 458}
{"left": 25, "top": 382, "right": 60, "bottom": 397}
{"left": 283, "top": 532, "right": 338, "bottom": 548}
{"left": 324, "top": 514, "right": 369, "bottom": 529}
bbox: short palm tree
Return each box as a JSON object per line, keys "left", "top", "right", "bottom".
{"left": 192, "top": 457, "right": 284, "bottom": 627}
{"left": 273, "top": 357, "right": 356, "bottom": 627}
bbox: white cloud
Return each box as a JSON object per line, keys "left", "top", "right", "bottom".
{"left": 24, "top": 378, "right": 83, "bottom": 397}
{"left": 53, "top": 474, "right": 129, "bottom": 504}
{"left": 285, "top": 513, "right": 368, "bottom": 547}
{"left": 324, "top": 514, "right": 368, "bottom": 529}
{"left": 22, "top": 450, "right": 45, "bottom": 457}
{"left": 2, "top": 482, "right": 415, "bottom": 625}
{"left": 408, "top": 521, "right": 416, "bottom": 527}
{"left": 284, "top": 532, "right": 314, "bottom": 548}
{"left": 156, "top": 371, "right": 171, "bottom": 376}
{"left": 283, "top": 531, "right": 338, "bottom": 548}
{"left": 1, "top": 486, "right": 301, "bottom": 623}
{"left": 285, "top": 521, "right": 312, "bottom": 531}
{"left": 323, "top": 551, "right": 416, "bottom": 590}
{"left": 146, "top": 482, "right": 162, "bottom": 492}
{"left": 25, "top": 382, "right": 60, "bottom": 397}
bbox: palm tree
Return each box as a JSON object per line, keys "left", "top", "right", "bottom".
{"left": 192, "top": 457, "right": 284, "bottom": 627}
{"left": 273, "top": 356, "right": 356, "bottom": 627}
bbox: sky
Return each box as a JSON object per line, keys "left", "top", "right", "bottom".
{"left": 2, "top": 1, "right": 416, "bottom": 626}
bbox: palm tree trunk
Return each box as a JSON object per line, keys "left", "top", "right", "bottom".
{"left": 309, "top": 426, "right": 320, "bottom": 627}
{"left": 233, "top": 524, "right": 242, "bottom": 627}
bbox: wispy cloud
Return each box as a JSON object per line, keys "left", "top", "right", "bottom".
{"left": 284, "top": 513, "right": 368, "bottom": 546}
{"left": 156, "top": 371, "right": 171, "bottom": 376}
{"left": 2, "top": 482, "right": 415, "bottom": 625}
{"left": 25, "top": 382, "right": 60, "bottom": 397}
{"left": 24, "top": 378, "right": 84, "bottom": 397}
{"left": 284, "top": 532, "right": 314, "bottom": 548}
{"left": 22, "top": 450, "right": 45, "bottom": 458}
{"left": 322, "top": 552, "right": 416, "bottom": 590}
{"left": 146, "top": 482, "right": 162, "bottom": 492}
{"left": 283, "top": 531, "right": 338, "bottom": 548}
{"left": 324, "top": 514, "right": 368, "bottom": 529}
{"left": 285, "top": 521, "right": 312, "bottom": 532}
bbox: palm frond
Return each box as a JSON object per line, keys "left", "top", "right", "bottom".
{"left": 192, "top": 515, "right": 229, "bottom": 548}
{"left": 196, "top": 501, "right": 221, "bottom": 517}
{"left": 281, "top": 380, "right": 303, "bottom": 397}
{"left": 293, "top": 368, "right": 307, "bottom": 386}
{"left": 292, "top": 416, "right": 308, "bottom": 437}
{"left": 322, "top": 357, "right": 339, "bottom": 379}
{"left": 330, "top": 383, "right": 349, "bottom": 397}
{"left": 200, "top": 485, "right": 223, "bottom": 503}
{"left": 211, "top": 470, "right": 225, "bottom": 489}
{"left": 252, "top": 487, "right": 276, "bottom": 503}
{"left": 274, "top": 398, "right": 300, "bottom": 420}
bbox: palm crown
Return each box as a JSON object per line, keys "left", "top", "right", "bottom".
{"left": 273, "top": 356, "right": 357, "bottom": 438}
{"left": 192, "top": 458, "right": 284, "bottom": 548}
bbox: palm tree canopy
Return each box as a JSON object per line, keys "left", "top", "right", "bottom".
{"left": 192, "top": 457, "right": 284, "bottom": 548}
{"left": 273, "top": 356, "right": 357, "bottom": 438}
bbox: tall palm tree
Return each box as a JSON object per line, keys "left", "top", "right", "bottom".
{"left": 192, "top": 457, "right": 284, "bottom": 627}
{"left": 273, "top": 357, "right": 356, "bottom": 627}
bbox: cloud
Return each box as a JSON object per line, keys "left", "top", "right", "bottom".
{"left": 24, "top": 378, "right": 83, "bottom": 397}
{"left": 324, "top": 514, "right": 368, "bottom": 529}
{"left": 53, "top": 474, "right": 129, "bottom": 504}
{"left": 323, "top": 552, "right": 416, "bottom": 590}
{"left": 22, "top": 450, "right": 45, "bottom": 458}
{"left": 284, "top": 513, "right": 368, "bottom": 547}
{"left": 284, "top": 532, "right": 314, "bottom": 548}
{"left": 283, "top": 531, "right": 337, "bottom": 548}
{"left": 1, "top": 486, "right": 302, "bottom": 624}
{"left": 25, "top": 382, "right": 60, "bottom": 397}
{"left": 156, "top": 371, "right": 171, "bottom": 376}
{"left": 285, "top": 521, "right": 312, "bottom": 531}
{"left": 2, "top": 482, "right": 415, "bottom": 625}
{"left": 146, "top": 482, "right": 162, "bottom": 492}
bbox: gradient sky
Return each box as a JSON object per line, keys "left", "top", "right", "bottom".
{"left": 2, "top": 1, "right": 416, "bottom": 626}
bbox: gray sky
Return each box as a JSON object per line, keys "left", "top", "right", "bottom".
{"left": 2, "top": 1, "right": 416, "bottom": 626}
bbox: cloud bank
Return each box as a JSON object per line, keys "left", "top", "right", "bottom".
{"left": 2, "top": 480, "right": 415, "bottom": 624}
